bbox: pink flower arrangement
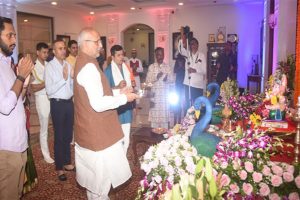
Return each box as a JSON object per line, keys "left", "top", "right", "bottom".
{"left": 213, "top": 128, "right": 300, "bottom": 199}
{"left": 227, "top": 94, "right": 261, "bottom": 121}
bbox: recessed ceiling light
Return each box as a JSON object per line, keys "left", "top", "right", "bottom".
{"left": 178, "top": 2, "right": 184, "bottom": 6}
{"left": 24, "top": 19, "right": 28, "bottom": 22}
{"left": 51, "top": 1, "right": 57, "bottom": 5}
{"left": 130, "top": 7, "right": 136, "bottom": 10}
{"left": 136, "top": 28, "right": 140, "bottom": 31}
{"left": 90, "top": 11, "right": 95, "bottom": 15}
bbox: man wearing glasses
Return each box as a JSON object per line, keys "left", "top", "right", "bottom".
{"left": 74, "top": 27, "right": 138, "bottom": 199}
{"left": 0, "top": 17, "right": 34, "bottom": 200}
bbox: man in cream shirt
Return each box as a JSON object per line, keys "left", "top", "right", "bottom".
{"left": 31, "top": 42, "right": 54, "bottom": 164}
{"left": 66, "top": 40, "right": 78, "bottom": 68}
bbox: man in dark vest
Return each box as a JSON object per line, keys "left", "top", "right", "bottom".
{"left": 73, "top": 27, "right": 139, "bottom": 199}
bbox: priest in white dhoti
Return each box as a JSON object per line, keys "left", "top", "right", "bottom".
{"left": 73, "top": 27, "right": 139, "bottom": 200}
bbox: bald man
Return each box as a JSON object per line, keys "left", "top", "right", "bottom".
{"left": 74, "top": 27, "right": 139, "bottom": 200}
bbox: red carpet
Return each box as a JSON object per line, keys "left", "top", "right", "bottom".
{"left": 23, "top": 130, "right": 147, "bottom": 200}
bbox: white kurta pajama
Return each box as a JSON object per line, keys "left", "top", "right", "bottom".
{"left": 146, "top": 62, "right": 174, "bottom": 129}
{"left": 109, "top": 61, "right": 132, "bottom": 154}
{"left": 75, "top": 63, "right": 132, "bottom": 200}
{"left": 32, "top": 59, "right": 52, "bottom": 161}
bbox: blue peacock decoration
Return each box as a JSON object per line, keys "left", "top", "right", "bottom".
{"left": 190, "top": 96, "right": 221, "bottom": 157}
{"left": 207, "top": 82, "right": 223, "bottom": 124}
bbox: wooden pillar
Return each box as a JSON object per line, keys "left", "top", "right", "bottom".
{"left": 295, "top": 0, "right": 300, "bottom": 106}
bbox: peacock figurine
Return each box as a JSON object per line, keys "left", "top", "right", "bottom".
{"left": 207, "top": 82, "right": 222, "bottom": 124}
{"left": 190, "top": 96, "right": 221, "bottom": 157}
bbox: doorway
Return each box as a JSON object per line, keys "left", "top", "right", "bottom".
{"left": 123, "top": 24, "right": 154, "bottom": 68}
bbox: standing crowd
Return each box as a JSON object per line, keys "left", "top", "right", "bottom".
{"left": 0, "top": 16, "right": 236, "bottom": 200}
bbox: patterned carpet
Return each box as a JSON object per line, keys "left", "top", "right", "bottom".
{"left": 23, "top": 128, "right": 148, "bottom": 200}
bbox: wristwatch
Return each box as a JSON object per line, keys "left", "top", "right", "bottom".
{"left": 17, "top": 75, "right": 25, "bottom": 83}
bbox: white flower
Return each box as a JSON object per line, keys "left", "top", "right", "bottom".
{"left": 174, "top": 156, "right": 182, "bottom": 167}
{"left": 154, "top": 175, "right": 162, "bottom": 184}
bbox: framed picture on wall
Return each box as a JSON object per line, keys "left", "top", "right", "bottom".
{"left": 208, "top": 34, "right": 215, "bottom": 43}
{"left": 172, "top": 32, "right": 193, "bottom": 59}
{"left": 100, "top": 36, "right": 107, "bottom": 60}
{"left": 56, "top": 34, "right": 70, "bottom": 45}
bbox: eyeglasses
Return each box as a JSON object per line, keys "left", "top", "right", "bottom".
{"left": 1, "top": 32, "right": 17, "bottom": 40}
{"left": 85, "top": 39, "right": 102, "bottom": 46}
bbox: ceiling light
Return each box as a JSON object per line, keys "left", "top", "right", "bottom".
{"left": 136, "top": 28, "right": 140, "bottom": 31}
{"left": 178, "top": 2, "right": 184, "bottom": 6}
{"left": 90, "top": 11, "right": 95, "bottom": 15}
{"left": 24, "top": 19, "right": 28, "bottom": 22}
{"left": 51, "top": 1, "right": 57, "bottom": 5}
{"left": 130, "top": 7, "right": 136, "bottom": 10}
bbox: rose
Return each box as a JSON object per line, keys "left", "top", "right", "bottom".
{"left": 289, "top": 192, "right": 300, "bottom": 200}
{"left": 239, "top": 170, "right": 247, "bottom": 180}
{"left": 269, "top": 193, "right": 281, "bottom": 200}
{"left": 295, "top": 175, "right": 300, "bottom": 188}
{"left": 259, "top": 183, "right": 270, "bottom": 196}
{"left": 244, "top": 161, "right": 254, "bottom": 173}
{"left": 282, "top": 172, "right": 294, "bottom": 182}
{"left": 220, "top": 174, "right": 231, "bottom": 187}
{"left": 221, "top": 162, "right": 228, "bottom": 169}
{"left": 242, "top": 183, "right": 253, "bottom": 196}
{"left": 271, "top": 175, "right": 283, "bottom": 187}
{"left": 286, "top": 165, "right": 295, "bottom": 174}
{"left": 229, "top": 183, "right": 240, "bottom": 193}
{"left": 232, "top": 159, "right": 241, "bottom": 170}
{"left": 252, "top": 172, "right": 263, "bottom": 183}
{"left": 262, "top": 165, "right": 272, "bottom": 176}
{"left": 272, "top": 165, "right": 283, "bottom": 176}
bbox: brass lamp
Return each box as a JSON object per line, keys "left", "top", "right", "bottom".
{"left": 292, "top": 96, "right": 300, "bottom": 164}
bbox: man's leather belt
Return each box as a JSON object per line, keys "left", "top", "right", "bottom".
{"left": 50, "top": 98, "right": 72, "bottom": 102}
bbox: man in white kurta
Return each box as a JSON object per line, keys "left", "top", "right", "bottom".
{"left": 127, "top": 49, "right": 143, "bottom": 93}
{"left": 146, "top": 47, "right": 174, "bottom": 129}
{"left": 74, "top": 28, "right": 139, "bottom": 200}
{"left": 31, "top": 42, "right": 54, "bottom": 163}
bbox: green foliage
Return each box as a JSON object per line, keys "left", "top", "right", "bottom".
{"left": 162, "top": 157, "right": 225, "bottom": 200}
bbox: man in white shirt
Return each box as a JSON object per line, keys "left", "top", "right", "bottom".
{"left": 74, "top": 27, "right": 139, "bottom": 200}
{"left": 127, "top": 49, "right": 143, "bottom": 92}
{"left": 44, "top": 40, "right": 75, "bottom": 181}
{"left": 178, "top": 28, "right": 206, "bottom": 111}
{"left": 31, "top": 42, "right": 54, "bottom": 164}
